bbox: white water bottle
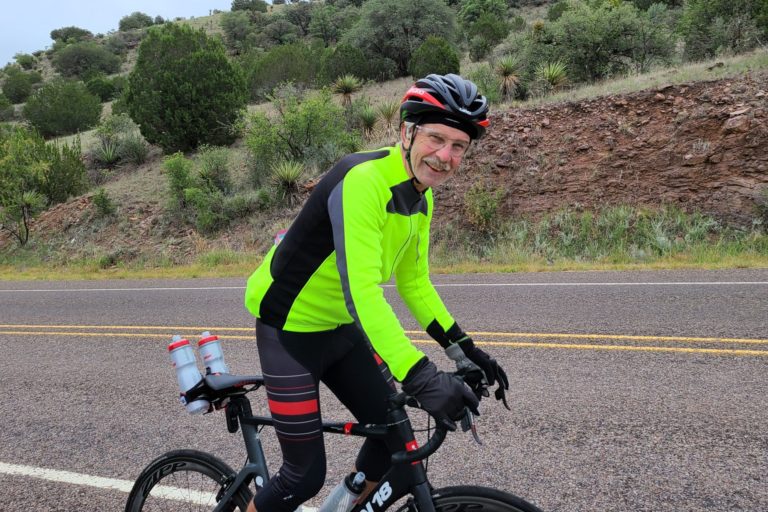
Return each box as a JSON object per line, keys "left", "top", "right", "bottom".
{"left": 198, "top": 331, "right": 228, "bottom": 375}
{"left": 318, "top": 471, "right": 366, "bottom": 512}
{"left": 168, "top": 335, "right": 210, "bottom": 415}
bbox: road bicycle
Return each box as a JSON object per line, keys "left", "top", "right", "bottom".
{"left": 125, "top": 372, "right": 543, "bottom": 512}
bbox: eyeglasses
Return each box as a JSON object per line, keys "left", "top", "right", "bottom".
{"left": 415, "top": 126, "right": 471, "bottom": 157}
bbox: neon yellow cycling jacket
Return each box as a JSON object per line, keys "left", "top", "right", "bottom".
{"left": 244, "top": 145, "right": 458, "bottom": 381}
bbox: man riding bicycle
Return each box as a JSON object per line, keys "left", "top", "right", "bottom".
{"left": 244, "top": 73, "right": 510, "bottom": 512}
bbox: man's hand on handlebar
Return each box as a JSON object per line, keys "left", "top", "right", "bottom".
{"left": 454, "top": 335, "right": 511, "bottom": 410}
{"left": 402, "top": 357, "right": 480, "bottom": 432}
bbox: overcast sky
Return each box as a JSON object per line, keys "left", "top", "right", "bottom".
{"left": 1, "top": 1, "right": 236, "bottom": 67}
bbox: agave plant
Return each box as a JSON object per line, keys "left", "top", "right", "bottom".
{"left": 332, "top": 74, "right": 363, "bottom": 107}
{"left": 496, "top": 55, "right": 521, "bottom": 101}
{"left": 377, "top": 100, "right": 399, "bottom": 138}
{"left": 536, "top": 60, "right": 568, "bottom": 91}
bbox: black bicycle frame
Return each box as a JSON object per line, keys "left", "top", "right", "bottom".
{"left": 209, "top": 393, "right": 442, "bottom": 512}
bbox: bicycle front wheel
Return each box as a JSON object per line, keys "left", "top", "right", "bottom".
{"left": 397, "top": 485, "right": 543, "bottom": 512}
{"left": 125, "top": 449, "right": 252, "bottom": 512}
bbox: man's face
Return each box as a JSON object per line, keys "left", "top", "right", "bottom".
{"left": 401, "top": 122, "right": 471, "bottom": 192}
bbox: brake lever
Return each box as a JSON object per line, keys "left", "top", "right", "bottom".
{"left": 460, "top": 407, "right": 483, "bottom": 445}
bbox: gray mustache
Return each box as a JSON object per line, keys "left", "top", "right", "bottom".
{"left": 423, "top": 158, "right": 451, "bottom": 171}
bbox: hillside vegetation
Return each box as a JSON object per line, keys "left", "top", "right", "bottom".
{"left": 1, "top": 0, "right": 767, "bottom": 278}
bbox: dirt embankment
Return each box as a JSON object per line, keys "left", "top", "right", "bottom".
{"left": 438, "top": 71, "right": 768, "bottom": 228}
{"left": 3, "top": 72, "right": 767, "bottom": 262}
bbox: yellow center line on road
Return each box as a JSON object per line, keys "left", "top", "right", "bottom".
{"left": 0, "top": 324, "right": 253, "bottom": 332}
{"left": 1, "top": 324, "right": 766, "bottom": 345}
{"left": 1, "top": 328, "right": 767, "bottom": 357}
{"left": 468, "top": 331, "right": 768, "bottom": 345}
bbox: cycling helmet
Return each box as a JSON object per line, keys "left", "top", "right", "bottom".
{"left": 400, "top": 73, "right": 490, "bottom": 140}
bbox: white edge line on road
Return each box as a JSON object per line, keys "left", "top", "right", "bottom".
{"left": 1, "top": 282, "right": 767, "bottom": 293}
{"left": 0, "top": 461, "right": 323, "bottom": 508}
{"left": 0, "top": 461, "right": 134, "bottom": 493}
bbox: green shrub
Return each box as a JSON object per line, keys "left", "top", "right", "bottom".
{"left": 197, "top": 145, "right": 232, "bottom": 194}
{"left": 231, "top": 0, "right": 268, "bottom": 12}
{"left": 515, "top": 1, "right": 676, "bottom": 84}
{"left": 679, "top": 0, "right": 767, "bottom": 60}
{"left": 14, "top": 53, "right": 36, "bottom": 70}
{"left": 163, "top": 152, "right": 195, "bottom": 210}
{"left": 0, "top": 127, "right": 47, "bottom": 245}
{"left": 126, "top": 23, "right": 247, "bottom": 152}
{"left": 756, "top": 186, "right": 768, "bottom": 231}
{"left": 457, "top": 0, "right": 507, "bottom": 28}
{"left": 50, "top": 26, "right": 93, "bottom": 43}
{"left": 464, "top": 181, "right": 504, "bottom": 231}
{"left": 2, "top": 70, "right": 33, "bottom": 103}
{"left": 119, "top": 12, "right": 154, "bottom": 32}
{"left": 24, "top": 79, "right": 102, "bottom": 137}
{"left": 409, "top": 36, "right": 460, "bottom": 78}
{"left": 117, "top": 133, "right": 150, "bottom": 165}
{"left": 546, "top": 0, "right": 569, "bottom": 21}
{"left": 0, "top": 94, "right": 13, "bottom": 121}
{"left": 466, "top": 12, "right": 510, "bottom": 48}
{"left": 241, "top": 43, "right": 321, "bottom": 101}
{"left": 86, "top": 74, "right": 116, "bottom": 102}
{"left": 466, "top": 64, "right": 502, "bottom": 104}
{"left": 343, "top": 0, "right": 457, "bottom": 76}
{"left": 318, "top": 44, "right": 369, "bottom": 84}
{"left": 222, "top": 190, "right": 270, "bottom": 219}
{"left": 245, "top": 87, "right": 362, "bottom": 186}
{"left": 220, "top": 10, "right": 256, "bottom": 52}
{"left": 92, "top": 188, "right": 117, "bottom": 216}
{"left": 184, "top": 187, "right": 227, "bottom": 233}
{"left": 52, "top": 42, "right": 121, "bottom": 78}
{"left": 38, "top": 137, "right": 89, "bottom": 205}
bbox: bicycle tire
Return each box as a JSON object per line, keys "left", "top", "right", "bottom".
{"left": 125, "top": 449, "right": 253, "bottom": 512}
{"left": 395, "top": 485, "right": 544, "bottom": 512}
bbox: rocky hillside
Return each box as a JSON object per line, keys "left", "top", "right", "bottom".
{"left": 2, "top": 71, "right": 767, "bottom": 263}
{"left": 439, "top": 70, "right": 768, "bottom": 228}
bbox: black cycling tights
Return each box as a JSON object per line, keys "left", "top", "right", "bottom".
{"left": 253, "top": 320, "right": 396, "bottom": 512}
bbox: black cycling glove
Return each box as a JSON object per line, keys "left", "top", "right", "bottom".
{"left": 454, "top": 335, "right": 510, "bottom": 410}
{"left": 402, "top": 357, "right": 480, "bottom": 431}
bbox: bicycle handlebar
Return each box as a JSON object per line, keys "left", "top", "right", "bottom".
{"left": 186, "top": 372, "right": 476, "bottom": 464}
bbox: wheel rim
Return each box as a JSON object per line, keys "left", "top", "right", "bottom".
{"left": 134, "top": 461, "right": 233, "bottom": 511}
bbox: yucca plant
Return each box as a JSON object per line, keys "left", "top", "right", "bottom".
{"left": 270, "top": 160, "right": 305, "bottom": 203}
{"left": 357, "top": 104, "right": 378, "bottom": 140}
{"left": 94, "top": 138, "right": 120, "bottom": 166}
{"left": 332, "top": 74, "right": 363, "bottom": 108}
{"left": 496, "top": 55, "right": 521, "bottom": 101}
{"left": 536, "top": 60, "right": 568, "bottom": 91}
{"left": 377, "top": 100, "right": 399, "bottom": 138}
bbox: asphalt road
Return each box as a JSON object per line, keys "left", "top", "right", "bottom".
{"left": 0, "top": 268, "right": 766, "bottom": 511}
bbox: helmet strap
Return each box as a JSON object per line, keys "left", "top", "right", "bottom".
{"left": 404, "top": 120, "right": 422, "bottom": 186}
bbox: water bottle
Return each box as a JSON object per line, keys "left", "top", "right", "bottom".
{"left": 198, "top": 331, "right": 228, "bottom": 375}
{"left": 317, "top": 471, "right": 366, "bottom": 512}
{"left": 168, "top": 335, "right": 210, "bottom": 415}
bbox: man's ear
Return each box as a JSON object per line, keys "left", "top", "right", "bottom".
{"left": 400, "top": 123, "right": 411, "bottom": 147}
